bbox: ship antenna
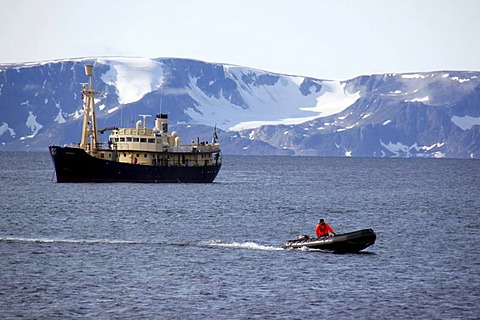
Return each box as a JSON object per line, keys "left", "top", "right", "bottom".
{"left": 158, "top": 83, "right": 163, "bottom": 115}
{"left": 158, "top": 86, "right": 163, "bottom": 114}
{"left": 138, "top": 114, "right": 151, "bottom": 128}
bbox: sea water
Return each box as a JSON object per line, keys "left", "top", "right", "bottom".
{"left": 0, "top": 152, "right": 479, "bottom": 319}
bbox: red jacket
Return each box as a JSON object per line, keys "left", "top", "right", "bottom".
{"left": 315, "top": 222, "right": 335, "bottom": 237}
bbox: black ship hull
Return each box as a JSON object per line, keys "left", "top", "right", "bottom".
{"left": 283, "top": 229, "right": 376, "bottom": 253}
{"left": 49, "top": 146, "right": 221, "bottom": 183}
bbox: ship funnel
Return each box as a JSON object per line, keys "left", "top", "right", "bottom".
{"left": 84, "top": 65, "right": 94, "bottom": 76}
{"left": 155, "top": 114, "right": 168, "bottom": 133}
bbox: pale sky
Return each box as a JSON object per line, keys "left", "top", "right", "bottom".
{"left": 1, "top": 0, "right": 479, "bottom": 80}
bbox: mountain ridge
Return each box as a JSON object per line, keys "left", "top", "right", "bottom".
{"left": 1, "top": 57, "right": 479, "bottom": 158}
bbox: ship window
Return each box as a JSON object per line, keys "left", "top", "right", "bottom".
{"left": 126, "top": 137, "right": 132, "bottom": 142}
{"left": 120, "top": 137, "right": 125, "bottom": 142}
{"left": 133, "top": 138, "right": 139, "bottom": 142}
{"left": 123, "top": 153, "right": 127, "bottom": 157}
{"left": 148, "top": 138, "right": 155, "bottom": 143}
{"left": 136, "top": 153, "right": 139, "bottom": 157}
{"left": 140, "top": 138, "right": 147, "bottom": 143}
{"left": 114, "top": 138, "right": 119, "bottom": 142}
{"left": 144, "top": 154, "right": 147, "bottom": 158}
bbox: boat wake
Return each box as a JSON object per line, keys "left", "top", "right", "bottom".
{"left": 0, "top": 236, "right": 145, "bottom": 245}
{"left": 199, "top": 240, "right": 283, "bottom": 251}
{"left": 0, "top": 237, "right": 283, "bottom": 251}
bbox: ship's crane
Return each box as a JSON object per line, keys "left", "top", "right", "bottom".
{"left": 98, "top": 126, "right": 119, "bottom": 134}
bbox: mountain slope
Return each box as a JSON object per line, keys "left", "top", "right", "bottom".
{"left": 236, "top": 71, "right": 480, "bottom": 158}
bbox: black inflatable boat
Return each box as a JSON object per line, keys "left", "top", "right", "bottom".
{"left": 283, "top": 228, "right": 376, "bottom": 253}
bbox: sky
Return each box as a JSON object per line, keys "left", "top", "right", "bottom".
{"left": 1, "top": 0, "right": 479, "bottom": 80}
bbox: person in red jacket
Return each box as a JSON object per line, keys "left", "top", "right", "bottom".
{"left": 315, "top": 219, "right": 335, "bottom": 237}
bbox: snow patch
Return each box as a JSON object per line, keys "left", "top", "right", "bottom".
{"left": 422, "top": 142, "right": 445, "bottom": 151}
{"left": 108, "top": 106, "right": 119, "bottom": 114}
{"left": 0, "top": 122, "right": 16, "bottom": 137}
{"left": 53, "top": 100, "right": 66, "bottom": 124}
{"left": 99, "top": 58, "right": 164, "bottom": 104}
{"left": 451, "top": 77, "right": 470, "bottom": 83}
{"left": 451, "top": 115, "right": 480, "bottom": 130}
{"left": 73, "top": 110, "right": 83, "bottom": 120}
{"left": 380, "top": 140, "right": 445, "bottom": 157}
{"left": 300, "top": 81, "right": 360, "bottom": 117}
{"left": 336, "top": 124, "right": 355, "bottom": 132}
{"left": 54, "top": 109, "right": 66, "bottom": 123}
{"left": 401, "top": 74, "right": 427, "bottom": 79}
{"left": 25, "top": 111, "right": 43, "bottom": 138}
{"left": 380, "top": 140, "right": 415, "bottom": 157}
{"left": 405, "top": 96, "right": 429, "bottom": 103}
{"left": 225, "top": 77, "right": 360, "bottom": 131}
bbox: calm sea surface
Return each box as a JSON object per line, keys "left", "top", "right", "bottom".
{"left": 0, "top": 152, "right": 479, "bottom": 319}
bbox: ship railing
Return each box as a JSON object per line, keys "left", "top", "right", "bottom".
{"left": 173, "top": 145, "right": 221, "bottom": 153}
{"left": 82, "top": 142, "right": 107, "bottom": 152}
{"left": 171, "top": 146, "right": 194, "bottom": 152}
{"left": 110, "top": 144, "right": 221, "bottom": 155}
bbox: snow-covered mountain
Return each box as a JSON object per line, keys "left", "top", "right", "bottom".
{"left": 1, "top": 57, "right": 479, "bottom": 158}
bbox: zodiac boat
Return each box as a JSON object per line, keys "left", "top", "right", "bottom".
{"left": 283, "top": 228, "right": 376, "bottom": 253}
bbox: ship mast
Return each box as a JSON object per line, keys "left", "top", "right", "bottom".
{"left": 80, "top": 65, "right": 99, "bottom": 153}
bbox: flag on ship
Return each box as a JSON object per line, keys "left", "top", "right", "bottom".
{"left": 212, "top": 125, "right": 219, "bottom": 144}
